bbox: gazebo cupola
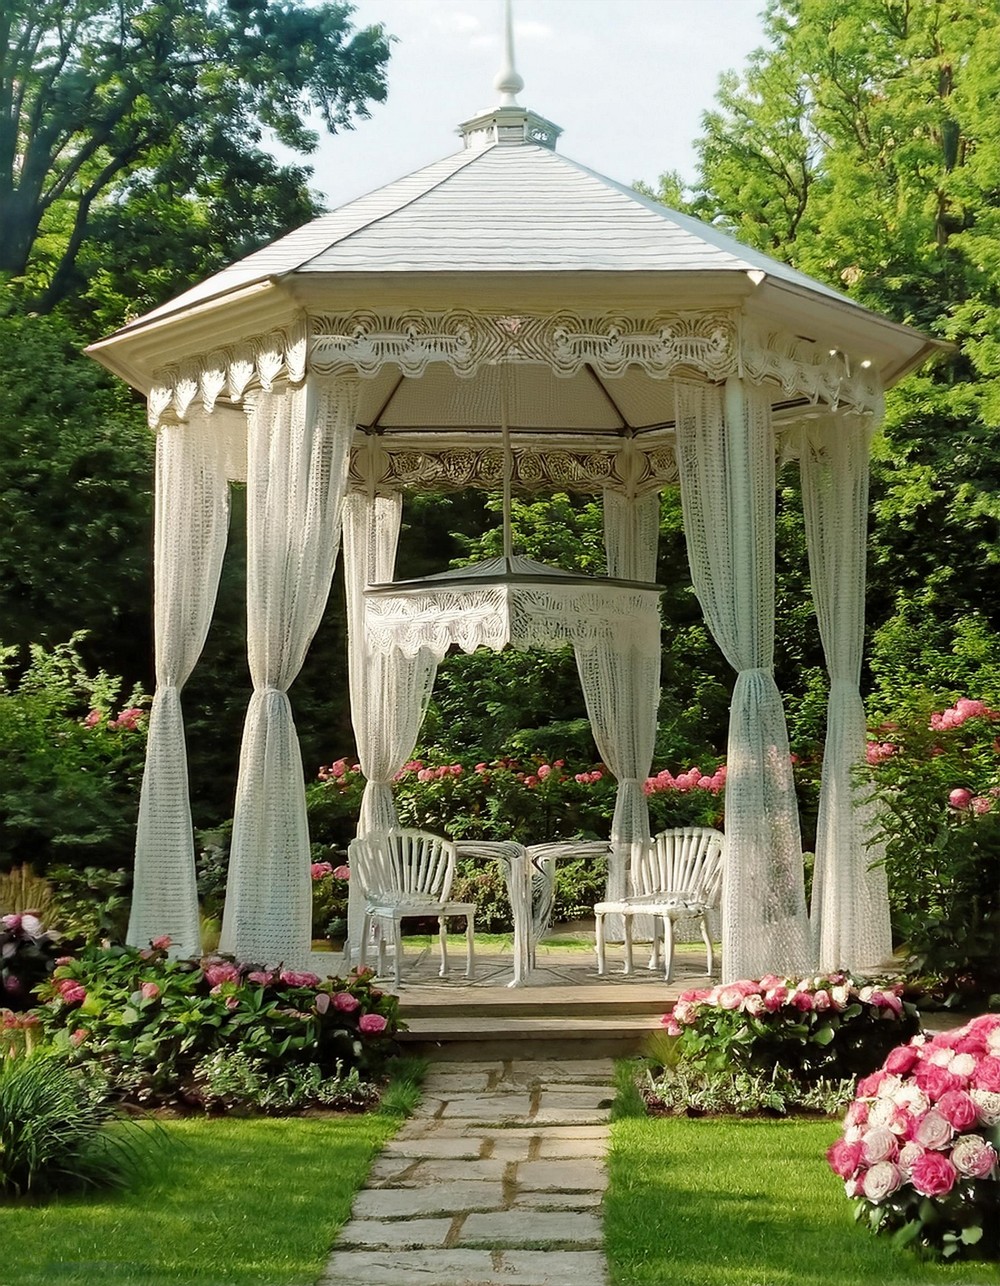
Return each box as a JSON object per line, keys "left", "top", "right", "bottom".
{"left": 86, "top": 0, "right": 942, "bottom": 980}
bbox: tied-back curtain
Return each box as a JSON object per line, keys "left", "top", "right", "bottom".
{"left": 342, "top": 491, "right": 438, "bottom": 833}
{"left": 675, "top": 377, "right": 811, "bottom": 981}
{"left": 220, "top": 374, "right": 358, "bottom": 967}
{"left": 800, "top": 414, "right": 891, "bottom": 971}
{"left": 128, "top": 409, "right": 232, "bottom": 956}
{"left": 575, "top": 488, "right": 661, "bottom": 915}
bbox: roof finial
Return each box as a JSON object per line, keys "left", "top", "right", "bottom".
{"left": 494, "top": 0, "right": 524, "bottom": 106}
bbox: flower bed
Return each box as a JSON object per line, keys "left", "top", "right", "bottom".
{"left": 35, "top": 940, "right": 401, "bottom": 1110}
{"left": 828, "top": 1013, "right": 1000, "bottom": 1261}
{"left": 661, "top": 974, "right": 920, "bottom": 1084}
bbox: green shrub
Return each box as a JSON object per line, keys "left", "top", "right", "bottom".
{"left": 35, "top": 942, "right": 401, "bottom": 1109}
{"left": 0, "top": 911, "right": 62, "bottom": 1011}
{"left": 661, "top": 973, "right": 921, "bottom": 1085}
{"left": 192, "top": 1050, "right": 379, "bottom": 1114}
{"left": 864, "top": 692, "right": 1000, "bottom": 1001}
{"left": 48, "top": 865, "right": 132, "bottom": 947}
{"left": 0, "top": 1049, "right": 147, "bottom": 1198}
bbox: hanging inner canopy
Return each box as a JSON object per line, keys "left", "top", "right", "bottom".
{"left": 366, "top": 554, "right": 662, "bottom": 595}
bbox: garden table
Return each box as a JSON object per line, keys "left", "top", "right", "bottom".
{"left": 453, "top": 840, "right": 532, "bottom": 986}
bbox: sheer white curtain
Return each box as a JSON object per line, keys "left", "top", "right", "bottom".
{"left": 800, "top": 413, "right": 892, "bottom": 971}
{"left": 342, "top": 490, "right": 439, "bottom": 834}
{"left": 675, "top": 378, "right": 812, "bottom": 981}
{"left": 342, "top": 489, "right": 438, "bottom": 959}
{"left": 575, "top": 489, "right": 661, "bottom": 914}
{"left": 220, "top": 374, "right": 358, "bottom": 966}
{"left": 128, "top": 409, "right": 232, "bottom": 956}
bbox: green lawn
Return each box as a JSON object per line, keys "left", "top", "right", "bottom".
{"left": 605, "top": 1114, "right": 1000, "bottom": 1286}
{"left": 0, "top": 1111, "right": 398, "bottom": 1286}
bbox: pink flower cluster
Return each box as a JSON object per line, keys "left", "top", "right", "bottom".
{"left": 84, "top": 706, "right": 146, "bottom": 731}
{"left": 317, "top": 758, "right": 361, "bottom": 784}
{"left": 828, "top": 1014, "right": 1000, "bottom": 1205}
{"left": 310, "top": 861, "right": 350, "bottom": 881}
{"left": 866, "top": 741, "right": 898, "bottom": 766}
{"left": 948, "top": 786, "right": 998, "bottom": 814}
{"left": 662, "top": 973, "right": 902, "bottom": 1036}
{"left": 645, "top": 764, "right": 727, "bottom": 797}
{"left": 930, "top": 698, "right": 999, "bottom": 731}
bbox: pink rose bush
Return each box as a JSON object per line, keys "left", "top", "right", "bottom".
{"left": 662, "top": 974, "right": 919, "bottom": 1083}
{"left": 36, "top": 941, "right": 400, "bottom": 1110}
{"left": 829, "top": 1013, "right": 1000, "bottom": 1261}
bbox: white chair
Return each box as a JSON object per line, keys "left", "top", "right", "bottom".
{"left": 594, "top": 827, "right": 724, "bottom": 983}
{"left": 348, "top": 829, "right": 475, "bottom": 989}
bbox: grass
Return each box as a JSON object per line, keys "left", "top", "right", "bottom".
{"left": 0, "top": 1059, "right": 425, "bottom": 1286}
{"left": 605, "top": 1104, "right": 1000, "bottom": 1286}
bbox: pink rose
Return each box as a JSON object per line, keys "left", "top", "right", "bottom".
{"left": 310, "top": 862, "right": 334, "bottom": 879}
{"left": 333, "top": 991, "right": 360, "bottom": 1013}
{"left": 884, "top": 1044, "right": 920, "bottom": 1077}
{"left": 1, "top": 914, "right": 21, "bottom": 932}
{"left": 203, "top": 962, "right": 240, "bottom": 988}
{"left": 950, "top": 1133, "right": 998, "bottom": 1179}
{"left": 279, "top": 970, "right": 321, "bottom": 989}
{"left": 869, "top": 990, "right": 902, "bottom": 1017}
{"left": 845, "top": 1100, "right": 869, "bottom": 1128}
{"left": 358, "top": 1012, "right": 387, "bottom": 1035}
{"left": 915, "top": 1110, "right": 954, "bottom": 1151}
{"left": 673, "top": 1000, "right": 701, "bottom": 1025}
{"left": 935, "top": 1089, "right": 978, "bottom": 1131}
{"left": 763, "top": 986, "right": 788, "bottom": 1012}
{"left": 332, "top": 865, "right": 351, "bottom": 881}
{"left": 140, "top": 982, "right": 161, "bottom": 1002}
{"left": 150, "top": 935, "right": 172, "bottom": 950}
{"left": 741, "top": 993, "right": 766, "bottom": 1017}
{"left": 83, "top": 708, "right": 103, "bottom": 727}
{"left": 910, "top": 1151, "right": 958, "bottom": 1197}
{"left": 790, "top": 990, "right": 815, "bottom": 1012}
{"left": 861, "top": 1161, "right": 903, "bottom": 1203}
{"left": 661, "top": 1015, "right": 682, "bottom": 1036}
{"left": 861, "top": 1126, "right": 899, "bottom": 1164}
{"left": 857, "top": 1071, "right": 887, "bottom": 1099}
{"left": 948, "top": 788, "right": 973, "bottom": 809}
{"left": 827, "top": 1138, "right": 863, "bottom": 1179}
{"left": 812, "top": 989, "right": 831, "bottom": 1011}
{"left": 247, "top": 970, "right": 275, "bottom": 986}
{"left": 914, "top": 1061, "right": 960, "bottom": 1099}
{"left": 972, "top": 1056, "right": 1000, "bottom": 1094}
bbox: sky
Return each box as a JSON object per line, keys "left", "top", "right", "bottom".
{"left": 293, "top": 0, "right": 769, "bottom": 209}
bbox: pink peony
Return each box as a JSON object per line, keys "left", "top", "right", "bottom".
{"left": 910, "top": 1151, "right": 958, "bottom": 1198}
{"left": 56, "top": 979, "right": 86, "bottom": 1005}
{"left": 203, "top": 962, "right": 241, "bottom": 988}
{"left": 279, "top": 970, "right": 321, "bottom": 989}
{"left": 884, "top": 1043, "right": 920, "bottom": 1076}
{"left": 790, "top": 990, "right": 815, "bottom": 1012}
{"left": 972, "top": 1055, "right": 1000, "bottom": 1094}
{"left": 741, "top": 993, "right": 766, "bottom": 1017}
{"left": 83, "top": 708, "right": 103, "bottom": 727}
{"left": 140, "top": 982, "right": 161, "bottom": 1002}
{"left": 150, "top": 935, "right": 172, "bottom": 951}
{"left": 914, "top": 1060, "right": 961, "bottom": 1099}
{"left": 827, "top": 1138, "right": 863, "bottom": 1179}
{"left": 332, "top": 865, "right": 351, "bottom": 881}
{"left": 358, "top": 1012, "right": 387, "bottom": 1035}
{"left": 247, "top": 970, "right": 275, "bottom": 986}
{"left": 935, "top": 1089, "right": 978, "bottom": 1131}
{"left": 763, "top": 986, "right": 789, "bottom": 1012}
{"left": 310, "top": 861, "right": 334, "bottom": 879}
{"left": 950, "top": 1133, "right": 998, "bottom": 1179}
{"left": 862, "top": 1161, "right": 903, "bottom": 1204}
{"left": 333, "top": 991, "right": 360, "bottom": 1013}
{"left": 948, "top": 788, "right": 973, "bottom": 809}
{"left": 661, "top": 1014, "right": 682, "bottom": 1036}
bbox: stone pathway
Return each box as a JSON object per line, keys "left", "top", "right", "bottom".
{"left": 319, "top": 1058, "right": 615, "bottom": 1286}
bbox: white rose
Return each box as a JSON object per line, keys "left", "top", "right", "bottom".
{"left": 831, "top": 984, "right": 850, "bottom": 1008}
{"left": 971, "top": 1088, "right": 1000, "bottom": 1127}
{"left": 892, "top": 1084, "right": 929, "bottom": 1117}
{"left": 869, "top": 1098, "right": 901, "bottom": 1130}
{"left": 915, "top": 1110, "right": 955, "bottom": 1150}
{"left": 929, "top": 1047, "right": 956, "bottom": 1069}
{"left": 862, "top": 1126, "right": 899, "bottom": 1164}
{"left": 862, "top": 1161, "right": 903, "bottom": 1204}
{"left": 897, "top": 1141, "right": 924, "bottom": 1179}
{"left": 951, "top": 1052, "right": 977, "bottom": 1079}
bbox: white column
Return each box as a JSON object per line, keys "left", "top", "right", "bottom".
{"left": 128, "top": 408, "right": 233, "bottom": 957}
{"left": 800, "top": 413, "right": 892, "bottom": 971}
{"left": 676, "top": 378, "right": 812, "bottom": 981}
{"left": 220, "top": 374, "right": 358, "bottom": 967}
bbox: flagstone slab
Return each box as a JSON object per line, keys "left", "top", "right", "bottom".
{"left": 353, "top": 1180, "right": 503, "bottom": 1219}
{"left": 515, "top": 1158, "right": 606, "bottom": 1191}
{"left": 459, "top": 1209, "right": 604, "bottom": 1247}
{"left": 336, "top": 1217, "right": 453, "bottom": 1249}
{"left": 320, "top": 1248, "right": 608, "bottom": 1285}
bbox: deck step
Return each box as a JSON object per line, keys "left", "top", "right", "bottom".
{"left": 398, "top": 1012, "right": 664, "bottom": 1060}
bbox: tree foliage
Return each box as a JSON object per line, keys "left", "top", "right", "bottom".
{"left": 0, "top": 0, "right": 391, "bottom": 314}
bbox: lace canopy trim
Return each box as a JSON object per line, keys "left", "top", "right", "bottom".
{"left": 363, "top": 582, "right": 663, "bottom": 662}
{"left": 147, "top": 307, "right": 885, "bottom": 429}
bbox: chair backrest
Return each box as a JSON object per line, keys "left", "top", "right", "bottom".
{"left": 631, "top": 827, "right": 724, "bottom": 906}
{"left": 348, "top": 829, "right": 457, "bottom": 903}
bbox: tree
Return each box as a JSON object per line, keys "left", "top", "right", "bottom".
{"left": 687, "top": 0, "right": 1000, "bottom": 701}
{"left": 0, "top": 0, "right": 391, "bottom": 313}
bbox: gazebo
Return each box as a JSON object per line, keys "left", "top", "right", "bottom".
{"left": 87, "top": 21, "right": 940, "bottom": 985}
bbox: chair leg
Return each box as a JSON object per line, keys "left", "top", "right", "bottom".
{"left": 648, "top": 919, "right": 661, "bottom": 972}
{"left": 359, "top": 912, "right": 372, "bottom": 972}
{"left": 662, "top": 915, "right": 675, "bottom": 983}
{"left": 701, "top": 914, "right": 715, "bottom": 977}
{"left": 377, "top": 921, "right": 387, "bottom": 977}
{"left": 393, "top": 918, "right": 403, "bottom": 990}
{"left": 623, "top": 914, "right": 634, "bottom": 976}
{"left": 465, "top": 912, "right": 475, "bottom": 979}
{"left": 438, "top": 916, "right": 449, "bottom": 978}
{"left": 596, "top": 911, "right": 607, "bottom": 976}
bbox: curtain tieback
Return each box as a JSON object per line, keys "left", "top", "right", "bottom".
{"left": 738, "top": 667, "right": 772, "bottom": 678}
